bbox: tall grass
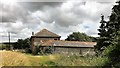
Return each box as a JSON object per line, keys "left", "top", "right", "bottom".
{"left": 27, "top": 54, "right": 59, "bottom": 66}
{"left": 0, "top": 51, "right": 59, "bottom": 66}
{"left": 1, "top": 51, "right": 30, "bottom": 66}
{"left": 0, "top": 51, "right": 107, "bottom": 66}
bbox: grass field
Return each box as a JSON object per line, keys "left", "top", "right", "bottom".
{"left": 0, "top": 50, "right": 106, "bottom": 66}
{"left": 0, "top": 50, "right": 60, "bottom": 66}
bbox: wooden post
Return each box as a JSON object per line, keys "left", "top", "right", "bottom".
{"left": 8, "top": 32, "right": 10, "bottom": 50}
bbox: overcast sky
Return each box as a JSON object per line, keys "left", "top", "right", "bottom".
{"left": 0, "top": 0, "right": 118, "bottom": 42}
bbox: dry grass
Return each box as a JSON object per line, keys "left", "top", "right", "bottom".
{"left": 0, "top": 50, "right": 105, "bottom": 66}
{"left": 0, "top": 51, "right": 59, "bottom": 66}
{"left": 0, "top": 50, "right": 30, "bottom": 66}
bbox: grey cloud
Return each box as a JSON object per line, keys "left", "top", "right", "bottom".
{"left": 0, "top": 0, "right": 117, "bottom": 42}
{"left": 1, "top": 16, "right": 17, "bottom": 22}
{"left": 0, "top": 3, "right": 29, "bottom": 23}
{"left": 34, "top": 6, "right": 84, "bottom": 27}
{"left": 18, "top": 2, "right": 62, "bottom": 12}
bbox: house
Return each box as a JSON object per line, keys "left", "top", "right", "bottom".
{"left": 31, "top": 29, "right": 96, "bottom": 56}
{"left": 30, "top": 29, "right": 61, "bottom": 51}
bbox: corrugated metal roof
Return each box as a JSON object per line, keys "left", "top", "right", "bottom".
{"left": 42, "top": 40, "right": 96, "bottom": 48}
{"left": 53, "top": 41, "right": 96, "bottom": 47}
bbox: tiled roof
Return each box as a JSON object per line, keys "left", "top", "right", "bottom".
{"left": 33, "top": 29, "right": 60, "bottom": 37}
{"left": 42, "top": 40, "right": 55, "bottom": 46}
{"left": 41, "top": 40, "right": 96, "bottom": 48}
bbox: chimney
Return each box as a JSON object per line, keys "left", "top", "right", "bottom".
{"left": 32, "top": 32, "right": 34, "bottom": 35}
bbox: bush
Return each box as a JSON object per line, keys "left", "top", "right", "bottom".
{"left": 102, "top": 43, "right": 120, "bottom": 67}
{"left": 44, "top": 46, "right": 53, "bottom": 54}
{"left": 32, "top": 45, "right": 40, "bottom": 55}
{"left": 0, "top": 44, "right": 12, "bottom": 50}
{"left": 90, "top": 56, "right": 108, "bottom": 66}
{"left": 25, "top": 48, "right": 32, "bottom": 53}
{"left": 0, "top": 44, "right": 6, "bottom": 50}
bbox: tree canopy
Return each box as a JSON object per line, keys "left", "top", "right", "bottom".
{"left": 13, "top": 38, "right": 30, "bottom": 49}
{"left": 95, "top": 0, "right": 120, "bottom": 67}
{"left": 65, "top": 32, "right": 96, "bottom": 42}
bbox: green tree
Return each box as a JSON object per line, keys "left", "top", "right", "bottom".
{"left": 22, "top": 38, "right": 31, "bottom": 49}
{"left": 103, "top": 1, "right": 120, "bottom": 67}
{"left": 95, "top": 0, "right": 120, "bottom": 67}
{"left": 16, "top": 39, "right": 24, "bottom": 49}
{"left": 65, "top": 32, "right": 94, "bottom": 42}
{"left": 95, "top": 0, "right": 120, "bottom": 53}
{"left": 95, "top": 15, "right": 109, "bottom": 54}
{"left": 13, "top": 38, "right": 30, "bottom": 49}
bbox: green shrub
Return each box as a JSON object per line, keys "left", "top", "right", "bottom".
{"left": 0, "top": 44, "right": 6, "bottom": 50}
{"left": 44, "top": 46, "right": 53, "bottom": 54}
{"left": 90, "top": 56, "right": 108, "bottom": 66}
{"left": 0, "top": 44, "right": 11, "bottom": 50}
{"left": 32, "top": 45, "right": 40, "bottom": 55}
{"left": 25, "top": 48, "right": 32, "bottom": 53}
{"left": 102, "top": 42, "right": 120, "bottom": 67}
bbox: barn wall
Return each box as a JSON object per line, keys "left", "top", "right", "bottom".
{"left": 53, "top": 47, "right": 95, "bottom": 56}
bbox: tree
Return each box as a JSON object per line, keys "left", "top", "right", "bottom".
{"left": 95, "top": 0, "right": 120, "bottom": 53}
{"left": 95, "top": 15, "right": 109, "bottom": 54}
{"left": 65, "top": 32, "right": 95, "bottom": 42}
{"left": 22, "top": 38, "right": 31, "bottom": 49}
{"left": 103, "top": 1, "right": 120, "bottom": 67}
{"left": 95, "top": 0, "right": 120, "bottom": 67}
{"left": 13, "top": 38, "right": 30, "bottom": 49}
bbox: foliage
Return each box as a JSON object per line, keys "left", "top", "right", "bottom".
{"left": 89, "top": 56, "right": 108, "bottom": 66}
{"left": 0, "top": 44, "right": 13, "bottom": 50}
{"left": 65, "top": 32, "right": 95, "bottom": 42}
{"left": 95, "top": 15, "right": 109, "bottom": 54}
{"left": 32, "top": 45, "right": 54, "bottom": 55}
{"left": 13, "top": 38, "right": 30, "bottom": 49}
{"left": 25, "top": 48, "right": 32, "bottom": 54}
{"left": 1, "top": 51, "right": 112, "bottom": 66}
{"left": 104, "top": 1, "right": 120, "bottom": 67}
{"left": 102, "top": 31, "right": 120, "bottom": 67}
{"left": 32, "top": 45, "right": 40, "bottom": 55}
{"left": 95, "top": 0, "right": 120, "bottom": 67}
{"left": 44, "top": 46, "right": 53, "bottom": 54}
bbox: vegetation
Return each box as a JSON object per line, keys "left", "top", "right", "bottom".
{"left": 95, "top": 0, "right": 120, "bottom": 67}
{"left": 32, "top": 45, "right": 53, "bottom": 55}
{"left": 0, "top": 51, "right": 108, "bottom": 66}
{"left": 1, "top": 51, "right": 30, "bottom": 66}
{"left": 1, "top": 51, "right": 56, "bottom": 66}
{"left": 65, "top": 32, "right": 96, "bottom": 42}
{"left": 0, "top": 44, "right": 10, "bottom": 50}
{"left": 13, "top": 38, "right": 30, "bottom": 49}
{"left": 95, "top": 15, "right": 109, "bottom": 54}
{"left": 32, "top": 45, "right": 40, "bottom": 55}
{"left": 0, "top": 38, "right": 30, "bottom": 50}
{"left": 1, "top": 1, "right": 120, "bottom": 67}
